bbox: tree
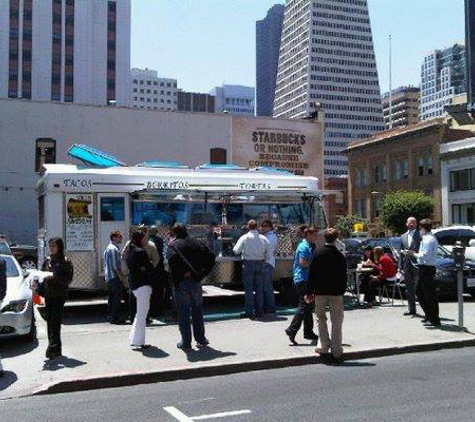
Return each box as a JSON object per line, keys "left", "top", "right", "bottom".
{"left": 379, "top": 190, "right": 434, "bottom": 235}
{"left": 335, "top": 214, "right": 369, "bottom": 238}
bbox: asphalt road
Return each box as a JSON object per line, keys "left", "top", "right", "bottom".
{"left": 1, "top": 348, "right": 475, "bottom": 421}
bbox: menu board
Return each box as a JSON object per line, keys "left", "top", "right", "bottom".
{"left": 65, "top": 193, "right": 94, "bottom": 251}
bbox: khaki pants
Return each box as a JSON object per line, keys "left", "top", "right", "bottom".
{"left": 315, "top": 295, "right": 344, "bottom": 358}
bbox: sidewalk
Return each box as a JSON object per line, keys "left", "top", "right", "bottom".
{"left": 1, "top": 299, "right": 475, "bottom": 400}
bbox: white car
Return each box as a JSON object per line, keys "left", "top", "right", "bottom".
{"left": 0, "top": 254, "right": 35, "bottom": 341}
{"left": 433, "top": 226, "right": 475, "bottom": 261}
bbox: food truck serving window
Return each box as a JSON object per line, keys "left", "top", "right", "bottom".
{"left": 101, "top": 197, "right": 125, "bottom": 221}
{"left": 132, "top": 200, "right": 326, "bottom": 228}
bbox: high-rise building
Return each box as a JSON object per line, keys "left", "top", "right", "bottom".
{"left": 130, "top": 68, "right": 177, "bottom": 111}
{"left": 0, "top": 0, "right": 131, "bottom": 106}
{"left": 210, "top": 84, "right": 255, "bottom": 116}
{"left": 177, "top": 91, "right": 215, "bottom": 113}
{"left": 382, "top": 86, "right": 420, "bottom": 130}
{"left": 465, "top": 0, "right": 475, "bottom": 103}
{"left": 273, "top": 0, "right": 384, "bottom": 176}
{"left": 256, "top": 4, "right": 285, "bottom": 117}
{"left": 420, "top": 43, "right": 467, "bottom": 121}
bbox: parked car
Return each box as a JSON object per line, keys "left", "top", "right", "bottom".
{"left": 0, "top": 254, "right": 36, "bottom": 341}
{"left": 10, "top": 244, "right": 38, "bottom": 270}
{"left": 345, "top": 237, "right": 398, "bottom": 270}
{"left": 433, "top": 226, "right": 475, "bottom": 261}
{"left": 0, "top": 235, "right": 12, "bottom": 255}
{"left": 390, "top": 237, "right": 475, "bottom": 298}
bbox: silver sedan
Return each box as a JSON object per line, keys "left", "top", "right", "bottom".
{"left": 0, "top": 254, "right": 35, "bottom": 341}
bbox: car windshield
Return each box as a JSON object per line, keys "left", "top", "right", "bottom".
{"left": 0, "top": 242, "right": 12, "bottom": 255}
{"left": 435, "top": 229, "right": 475, "bottom": 247}
{"left": 1, "top": 256, "right": 20, "bottom": 277}
{"left": 437, "top": 245, "right": 453, "bottom": 259}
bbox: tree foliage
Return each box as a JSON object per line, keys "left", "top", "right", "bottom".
{"left": 379, "top": 190, "right": 434, "bottom": 235}
{"left": 335, "top": 214, "right": 369, "bottom": 238}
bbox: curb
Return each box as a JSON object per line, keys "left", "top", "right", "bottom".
{"left": 32, "top": 337, "right": 475, "bottom": 396}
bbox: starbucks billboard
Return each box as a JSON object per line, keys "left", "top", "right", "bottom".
{"left": 231, "top": 116, "right": 324, "bottom": 185}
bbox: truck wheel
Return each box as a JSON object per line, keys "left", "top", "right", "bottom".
{"left": 20, "top": 257, "right": 37, "bottom": 270}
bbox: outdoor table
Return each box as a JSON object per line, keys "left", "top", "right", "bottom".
{"left": 351, "top": 266, "right": 374, "bottom": 304}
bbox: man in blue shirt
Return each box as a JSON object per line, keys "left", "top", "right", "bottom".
{"left": 285, "top": 227, "right": 319, "bottom": 344}
{"left": 406, "top": 219, "right": 440, "bottom": 327}
{"left": 104, "top": 230, "right": 124, "bottom": 324}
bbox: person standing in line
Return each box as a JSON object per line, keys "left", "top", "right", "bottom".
{"left": 285, "top": 227, "right": 319, "bottom": 345}
{"left": 233, "top": 220, "right": 270, "bottom": 319}
{"left": 121, "top": 226, "right": 159, "bottom": 323}
{"left": 104, "top": 230, "right": 125, "bottom": 324}
{"left": 148, "top": 226, "right": 168, "bottom": 317}
{"left": 41, "top": 237, "right": 74, "bottom": 359}
{"left": 305, "top": 228, "right": 347, "bottom": 361}
{"left": 406, "top": 219, "right": 441, "bottom": 327}
{"left": 401, "top": 216, "right": 421, "bottom": 316}
{"left": 168, "top": 224, "right": 216, "bottom": 349}
{"left": 0, "top": 255, "right": 7, "bottom": 377}
{"left": 261, "top": 220, "right": 278, "bottom": 314}
{"left": 127, "top": 231, "right": 154, "bottom": 350}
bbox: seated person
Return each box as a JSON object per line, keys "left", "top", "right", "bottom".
{"left": 358, "top": 246, "right": 377, "bottom": 302}
{"left": 365, "top": 246, "right": 397, "bottom": 306}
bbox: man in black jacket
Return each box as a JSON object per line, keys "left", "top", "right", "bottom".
{"left": 168, "top": 223, "right": 216, "bottom": 350}
{"left": 0, "top": 256, "right": 7, "bottom": 377}
{"left": 305, "top": 228, "right": 347, "bottom": 361}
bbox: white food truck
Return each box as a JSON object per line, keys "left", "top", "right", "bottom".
{"left": 37, "top": 156, "right": 328, "bottom": 299}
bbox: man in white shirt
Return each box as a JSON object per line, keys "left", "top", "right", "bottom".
{"left": 261, "top": 220, "right": 278, "bottom": 314}
{"left": 233, "top": 220, "right": 270, "bottom": 319}
{"left": 406, "top": 219, "right": 440, "bottom": 327}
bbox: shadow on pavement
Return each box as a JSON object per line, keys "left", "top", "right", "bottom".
{"left": 0, "top": 372, "right": 18, "bottom": 392}
{"left": 42, "top": 356, "right": 87, "bottom": 372}
{"left": 182, "top": 346, "right": 237, "bottom": 363}
{"left": 426, "top": 324, "right": 475, "bottom": 335}
{"left": 330, "top": 361, "right": 377, "bottom": 367}
{"left": 256, "top": 315, "right": 288, "bottom": 323}
{"left": 141, "top": 346, "right": 169, "bottom": 359}
{"left": 1, "top": 338, "right": 39, "bottom": 359}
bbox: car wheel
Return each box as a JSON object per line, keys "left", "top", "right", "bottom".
{"left": 23, "top": 311, "right": 36, "bottom": 342}
{"left": 20, "top": 257, "right": 37, "bottom": 270}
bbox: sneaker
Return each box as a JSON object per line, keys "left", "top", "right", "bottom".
{"left": 196, "top": 339, "right": 210, "bottom": 348}
{"left": 177, "top": 341, "right": 192, "bottom": 350}
{"left": 403, "top": 311, "right": 416, "bottom": 316}
{"left": 284, "top": 328, "right": 298, "bottom": 345}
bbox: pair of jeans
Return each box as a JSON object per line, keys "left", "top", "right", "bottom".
{"left": 45, "top": 296, "right": 66, "bottom": 356}
{"left": 416, "top": 265, "right": 439, "bottom": 324}
{"left": 404, "top": 264, "right": 418, "bottom": 314}
{"left": 107, "top": 277, "right": 123, "bottom": 322}
{"left": 242, "top": 260, "right": 265, "bottom": 317}
{"left": 129, "top": 285, "right": 152, "bottom": 346}
{"left": 287, "top": 282, "right": 315, "bottom": 337}
{"left": 263, "top": 263, "right": 276, "bottom": 313}
{"left": 175, "top": 279, "right": 206, "bottom": 347}
{"left": 315, "top": 295, "right": 344, "bottom": 358}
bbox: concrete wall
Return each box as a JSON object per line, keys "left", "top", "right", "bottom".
{"left": 0, "top": 99, "right": 323, "bottom": 243}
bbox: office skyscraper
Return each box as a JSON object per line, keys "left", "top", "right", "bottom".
{"left": 0, "top": 0, "right": 131, "bottom": 106}
{"left": 420, "top": 43, "right": 467, "bottom": 121}
{"left": 256, "top": 4, "right": 285, "bottom": 117}
{"left": 273, "top": 0, "right": 384, "bottom": 176}
{"left": 211, "top": 84, "right": 255, "bottom": 116}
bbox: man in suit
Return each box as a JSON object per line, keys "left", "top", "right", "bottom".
{"left": 401, "top": 216, "right": 421, "bottom": 316}
{"left": 0, "top": 255, "right": 7, "bottom": 377}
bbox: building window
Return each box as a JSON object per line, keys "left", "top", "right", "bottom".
{"left": 64, "top": 0, "right": 75, "bottom": 102}
{"left": 51, "top": 0, "right": 62, "bottom": 101}
{"left": 373, "top": 196, "right": 382, "bottom": 218}
{"left": 452, "top": 203, "right": 475, "bottom": 225}
{"left": 353, "top": 199, "right": 367, "bottom": 218}
{"left": 355, "top": 167, "right": 366, "bottom": 187}
{"left": 374, "top": 163, "right": 387, "bottom": 184}
{"left": 35, "top": 138, "right": 56, "bottom": 173}
{"left": 450, "top": 169, "right": 475, "bottom": 192}
{"left": 22, "top": 0, "right": 33, "bottom": 99}
{"left": 210, "top": 148, "right": 227, "bottom": 165}
{"left": 8, "top": 0, "right": 20, "bottom": 99}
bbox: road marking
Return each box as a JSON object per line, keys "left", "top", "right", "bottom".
{"left": 164, "top": 406, "right": 252, "bottom": 421}
{"left": 193, "top": 410, "right": 252, "bottom": 420}
{"left": 164, "top": 406, "right": 194, "bottom": 422}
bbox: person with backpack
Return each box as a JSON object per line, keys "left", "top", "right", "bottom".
{"left": 167, "top": 223, "right": 216, "bottom": 350}
{"left": 41, "top": 237, "right": 74, "bottom": 360}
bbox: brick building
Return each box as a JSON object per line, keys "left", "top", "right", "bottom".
{"left": 346, "top": 119, "right": 473, "bottom": 230}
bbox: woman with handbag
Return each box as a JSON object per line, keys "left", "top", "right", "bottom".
{"left": 41, "top": 237, "right": 74, "bottom": 359}
{"left": 127, "top": 231, "right": 154, "bottom": 350}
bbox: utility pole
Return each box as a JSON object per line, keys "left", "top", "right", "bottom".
{"left": 388, "top": 35, "right": 393, "bottom": 130}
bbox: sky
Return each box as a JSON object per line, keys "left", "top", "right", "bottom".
{"left": 131, "top": 0, "right": 465, "bottom": 94}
